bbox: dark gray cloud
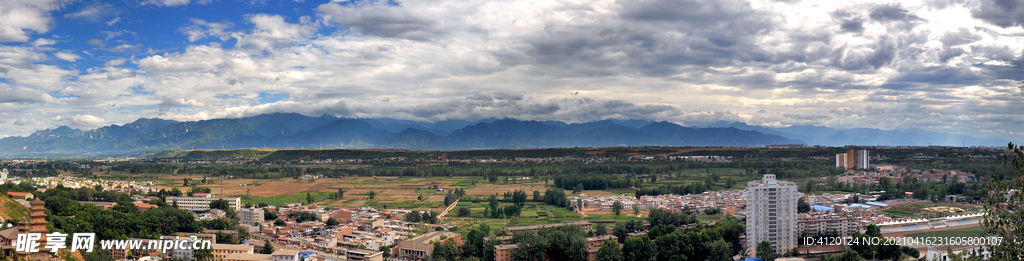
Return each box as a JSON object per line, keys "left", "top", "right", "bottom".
{"left": 495, "top": 0, "right": 776, "bottom": 78}
{"left": 870, "top": 4, "right": 923, "bottom": 21}
{"left": 971, "top": 0, "right": 1024, "bottom": 28}
{"left": 318, "top": 2, "right": 446, "bottom": 41}
{"left": 880, "top": 66, "right": 987, "bottom": 90}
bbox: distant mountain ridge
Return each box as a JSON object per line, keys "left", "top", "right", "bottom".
{"left": 701, "top": 121, "right": 1011, "bottom": 147}
{"left": 0, "top": 114, "right": 1008, "bottom": 156}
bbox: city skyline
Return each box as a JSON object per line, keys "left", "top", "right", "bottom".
{"left": 1, "top": 0, "right": 1023, "bottom": 141}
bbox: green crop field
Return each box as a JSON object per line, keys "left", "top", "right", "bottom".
{"left": 905, "top": 226, "right": 984, "bottom": 239}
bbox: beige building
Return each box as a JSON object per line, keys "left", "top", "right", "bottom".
{"left": 746, "top": 174, "right": 799, "bottom": 253}
{"left": 212, "top": 244, "right": 254, "bottom": 260}
{"left": 271, "top": 249, "right": 300, "bottom": 261}
{"left": 225, "top": 253, "right": 273, "bottom": 261}
{"left": 167, "top": 195, "right": 241, "bottom": 210}
{"left": 798, "top": 217, "right": 859, "bottom": 238}
{"left": 347, "top": 248, "right": 384, "bottom": 261}
{"left": 396, "top": 231, "right": 462, "bottom": 260}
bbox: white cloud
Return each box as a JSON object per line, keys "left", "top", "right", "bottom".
{"left": 54, "top": 52, "right": 81, "bottom": 62}
{"left": 234, "top": 14, "right": 316, "bottom": 50}
{"left": 0, "top": 4, "right": 53, "bottom": 42}
{"left": 63, "top": 4, "right": 112, "bottom": 22}
{"left": 106, "top": 17, "right": 121, "bottom": 26}
{"left": 141, "top": 0, "right": 190, "bottom": 7}
{"left": 180, "top": 18, "right": 234, "bottom": 42}
{"left": 104, "top": 58, "right": 127, "bottom": 66}
{"left": 12, "top": 118, "right": 41, "bottom": 126}
{"left": 101, "top": 30, "right": 127, "bottom": 40}
{"left": 51, "top": 114, "right": 109, "bottom": 127}
{"left": 87, "top": 39, "right": 103, "bottom": 46}
{"left": 158, "top": 98, "right": 205, "bottom": 112}
{"left": 32, "top": 38, "right": 56, "bottom": 47}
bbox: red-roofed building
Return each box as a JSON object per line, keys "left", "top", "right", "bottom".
{"left": 135, "top": 203, "right": 157, "bottom": 210}
{"left": 6, "top": 192, "right": 32, "bottom": 200}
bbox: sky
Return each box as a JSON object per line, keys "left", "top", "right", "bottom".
{"left": 0, "top": 0, "right": 1023, "bottom": 141}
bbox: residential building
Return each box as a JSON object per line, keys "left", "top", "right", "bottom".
{"left": 346, "top": 248, "right": 384, "bottom": 261}
{"left": 396, "top": 231, "right": 462, "bottom": 260}
{"left": 271, "top": 249, "right": 300, "bottom": 261}
{"left": 224, "top": 253, "right": 273, "bottom": 261}
{"left": 240, "top": 208, "right": 265, "bottom": 226}
{"left": 836, "top": 149, "right": 855, "bottom": 169}
{"left": 212, "top": 244, "right": 254, "bottom": 260}
{"left": 494, "top": 244, "right": 518, "bottom": 261}
{"left": 166, "top": 195, "right": 241, "bottom": 211}
{"left": 856, "top": 150, "right": 870, "bottom": 169}
{"left": 798, "top": 216, "right": 859, "bottom": 238}
{"left": 746, "top": 174, "right": 799, "bottom": 253}
{"left": 7, "top": 192, "right": 33, "bottom": 200}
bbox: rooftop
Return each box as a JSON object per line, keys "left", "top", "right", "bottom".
{"left": 408, "top": 231, "right": 457, "bottom": 244}
{"left": 223, "top": 253, "right": 272, "bottom": 261}
{"left": 212, "top": 244, "right": 255, "bottom": 251}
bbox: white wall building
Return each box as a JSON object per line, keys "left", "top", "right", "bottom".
{"left": 856, "top": 150, "right": 870, "bottom": 169}
{"left": 746, "top": 174, "right": 799, "bottom": 254}
{"left": 166, "top": 195, "right": 241, "bottom": 211}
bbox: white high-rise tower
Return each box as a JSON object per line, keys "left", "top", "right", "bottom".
{"left": 746, "top": 174, "right": 799, "bottom": 254}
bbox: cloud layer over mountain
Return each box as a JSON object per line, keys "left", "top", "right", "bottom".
{"left": 0, "top": 0, "right": 1022, "bottom": 142}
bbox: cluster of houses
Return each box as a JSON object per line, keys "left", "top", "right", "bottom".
{"left": 570, "top": 190, "right": 747, "bottom": 216}
{"left": 825, "top": 167, "right": 978, "bottom": 187}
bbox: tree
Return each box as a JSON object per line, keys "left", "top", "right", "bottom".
{"left": 379, "top": 245, "right": 391, "bottom": 261}
{"left": 596, "top": 239, "right": 623, "bottom": 261}
{"left": 647, "top": 224, "right": 676, "bottom": 241}
{"left": 194, "top": 247, "right": 214, "bottom": 261}
{"left": 306, "top": 192, "right": 314, "bottom": 204}
{"left": 368, "top": 190, "right": 377, "bottom": 199}
{"left": 756, "top": 241, "right": 777, "bottom": 261}
{"left": 183, "top": 178, "right": 189, "bottom": 187}
{"left": 210, "top": 199, "right": 236, "bottom": 219}
{"left": 533, "top": 190, "right": 541, "bottom": 202}
{"left": 709, "top": 239, "right": 734, "bottom": 261}
{"left": 612, "top": 201, "right": 623, "bottom": 217}
{"left": 237, "top": 227, "right": 250, "bottom": 241}
{"left": 418, "top": 194, "right": 424, "bottom": 201}
{"left": 623, "top": 236, "right": 655, "bottom": 261}
{"left": 633, "top": 204, "right": 639, "bottom": 216}
{"left": 274, "top": 219, "right": 286, "bottom": 226}
{"left": 326, "top": 218, "right": 340, "bottom": 228}
{"left": 983, "top": 143, "right": 1024, "bottom": 260}
{"left": 432, "top": 240, "right": 459, "bottom": 261}
{"left": 337, "top": 188, "right": 345, "bottom": 199}
{"left": 879, "top": 177, "right": 893, "bottom": 190}
{"left": 84, "top": 250, "right": 113, "bottom": 261}
{"left": 818, "top": 249, "right": 861, "bottom": 261}
{"left": 593, "top": 223, "right": 607, "bottom": 236}
{"left": 261, "top": 240, "right": 275, "bottom": 254}
{"left": 798, "top": 197, "right": 810, "bottom": 213}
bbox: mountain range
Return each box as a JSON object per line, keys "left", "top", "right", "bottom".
{"left": 0, "top": 113, "right": 1010, "bottom": 157}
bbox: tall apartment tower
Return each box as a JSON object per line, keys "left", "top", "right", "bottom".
{"left": 835, "top": 149, "right": 857, "bottom": 169}
{"left": 746, "top": 174, "right": 799, "bottom": 254}
{"left": 856, "top": 150, "right": 870, "bottom": 169}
